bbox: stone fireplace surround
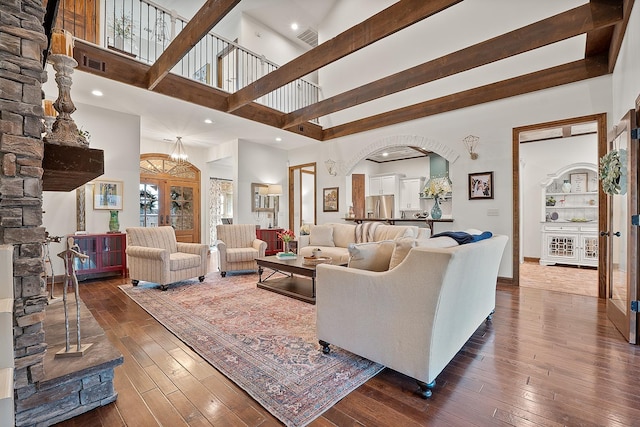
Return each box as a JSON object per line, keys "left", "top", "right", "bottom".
{"left": 1, "top": 1, "right": 122, "bottom": 425}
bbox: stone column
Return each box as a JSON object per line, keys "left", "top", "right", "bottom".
{"left": 0, "top": 0, "right": 48, "bottom": 421}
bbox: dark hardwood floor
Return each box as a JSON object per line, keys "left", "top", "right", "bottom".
{"left": 53, "top": 265, "right": 640, "bottom": 426}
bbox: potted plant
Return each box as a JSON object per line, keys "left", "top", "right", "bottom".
{"left": 109, "top": 12, "right": 135, "bottom": 53}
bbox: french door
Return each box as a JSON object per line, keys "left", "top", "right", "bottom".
{"left": 139, "top": 155, "right": 201, "bottom": 243}
{"left": 605, "top": 109, "right": 639, "bottom": 344}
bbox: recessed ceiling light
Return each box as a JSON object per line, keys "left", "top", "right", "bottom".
{"left": 291, "top": 23, "right": 299, "bottom": 31}
{"left": 275, "top": 137, "right": 282, "bottom": 142}
{"left": 204, "top": 119, "right": 213, "bottom": 124}
{"left": 382, "top": 152, "right": 389, "bottom": 157}
{"left": 91, "top": 90, "right": 103, "bottom": 97}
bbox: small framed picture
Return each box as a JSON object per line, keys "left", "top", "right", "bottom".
{"left": 468, "top": 172, "right": 494, "bottom": 200}
{"left": 323, "top": 187, "right": 339, "bottom": 212}
{"left": 93, "top": 180, "right": 124, "bottom": 210}
{"left": 570, "top": 173, "right": 588, "bottom": 193}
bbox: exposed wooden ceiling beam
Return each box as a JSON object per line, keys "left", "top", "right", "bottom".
{"left": 322, "top": 56, "right": 610, "bottom": 140}
{"left": 146, "top": 0, "right": 241, "bottom": 91}
{"left": 73, "top": 40, "right": 323, "bottom": 141}
{"left": 281, "top": 2, "right": 622, "bottom": 130}
{"left": 225, "top": 0, "right": 463, "bottom": 113}
{"left": 606, "top": 0, "right": 635, "bottom": 72}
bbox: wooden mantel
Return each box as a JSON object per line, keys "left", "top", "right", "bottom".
{"left": 42, "top": 144, "right": 104, "bottom": 192}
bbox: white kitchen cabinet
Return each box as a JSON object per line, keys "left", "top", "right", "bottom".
{"left": 369, "top": 174, "right": 402, "bottom": 195}
{"left": 400, "top": 177, "right": 425, "bottom": 210}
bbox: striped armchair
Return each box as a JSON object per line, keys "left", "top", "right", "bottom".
{"left": 126, "top": 226, "right": 209, "bottom": 291}
{"left": 215, "top": 224, "right": 267, "bottom": 277}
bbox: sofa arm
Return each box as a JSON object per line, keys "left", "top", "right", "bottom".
{"left": 126, "top": 246, "right": 168, "bottom": 261}
{"left": 298, "top": 235, "right": 310, "bottom": 248}
{"left": 253, "top": 239, "right": 267, "bottom": 256}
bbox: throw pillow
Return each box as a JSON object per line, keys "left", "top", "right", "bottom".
{"left": 416, "top": 228, "right": 431, "bottom": 240}
{"left": 309, "top": 225, "right": 335, "bottom": 247}
{"left": 347, "top": 240, "right": 395, "bottom": 271}
{"left": 388, "top": 237, "right": 417, "bottom": 270}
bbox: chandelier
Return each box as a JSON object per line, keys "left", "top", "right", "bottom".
{"left": 170, "top": 136, "right": 188, "bottom": 163}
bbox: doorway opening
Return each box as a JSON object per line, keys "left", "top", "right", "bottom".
{"left": 512, "top": 113, "right": 607, "bottom": 298}
{"left": 288, "top": 163, "right": 316, "bottom": 235}
{"left": 209, "top": 178, "right": 233, "bottom": 245}
{"left": 139, "top": 154, "right": 201, "bottom": 243}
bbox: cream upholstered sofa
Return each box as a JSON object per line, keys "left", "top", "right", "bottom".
{"left": 126, "top": 226, "right": 209, "bottom": 291}
{"left": 215, "top": 224, "right": 267, "bottom": 277}
{"left": 315, "top": 233, "right": 508, "bottom": 398}
{"left": 297, "top": 222, "right": 428, "bottom": 264}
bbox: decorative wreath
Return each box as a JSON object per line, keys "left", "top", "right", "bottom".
{"left": 599, "top": 149, "right": 627, "bottom": 195}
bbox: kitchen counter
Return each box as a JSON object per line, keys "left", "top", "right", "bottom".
{"left": 344, "top": 217, "right": 454, "bottom": 236}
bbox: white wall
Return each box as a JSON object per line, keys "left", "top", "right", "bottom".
{"left": 285, "top": 0, "right": 620, "bottom": 280}
{"left": 612, "top": 3, "right": 640, "bottom": 121}
{"left": 43, "top": 103, "right": 140, "bottom": 274}
{"left": 520, "top": 134, "right": 598, "bottom": 259}
{"left": 46, "top": 1, "right": 640, "bottom": 283}
{"left": 239, "top": 14, "right": 315, "bottom": 82}
{"left": 239, "top": 140, "right": 288, "bottom": 228}
{"left": 288, "top": 75, "right": 614, "bottom": 279}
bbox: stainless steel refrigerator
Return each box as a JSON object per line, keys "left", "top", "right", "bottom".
{"left": 365, "top": 195, "right": 394, "bottom": 219}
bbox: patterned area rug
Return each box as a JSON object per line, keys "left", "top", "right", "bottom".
{"left": 120, "top": 274, "right": 384, "bottom": 427}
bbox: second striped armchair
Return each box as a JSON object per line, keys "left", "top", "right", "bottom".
{"left": 215, "top": 224, "right": 266, "bottom": 277}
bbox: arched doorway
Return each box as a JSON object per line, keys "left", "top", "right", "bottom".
{"left": 139, "top": 153, "right": 201, "bottom": 243}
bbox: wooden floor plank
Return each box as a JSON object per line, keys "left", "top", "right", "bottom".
{"left": 142, "top": 388, "right": 190, "bottom": 427}
{"left": 51, "top": 262, "right": 640, "bottom": 427}
{"left": 165, "top": 389, "right": 213, "bottom": 427}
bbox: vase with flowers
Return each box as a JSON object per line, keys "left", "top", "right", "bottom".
{"left": 423, "top": 177, "right": 452, "bottom": 220}
{"left": 277, "top": 229, "right": 296, "bottom": 254}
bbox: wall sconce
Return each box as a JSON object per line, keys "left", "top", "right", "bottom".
{"left": 463, "top": 135, "right": 479, "bottom": 160}
{"left": 325, "top": 159, "right": 337, "bottom": 176}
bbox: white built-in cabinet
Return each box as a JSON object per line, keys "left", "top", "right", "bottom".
{"left": 539, "top": 163, "right": 599, "bottom": 267}
{"left": 369, "top": 173, "right": 402, "bottom": 195}
{"left": 400, "top": 177, "right": 425, "bottom": 211}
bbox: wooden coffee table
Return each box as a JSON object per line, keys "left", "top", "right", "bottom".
{"left": 256, "top": 255, "right": 345, "bottom": 304}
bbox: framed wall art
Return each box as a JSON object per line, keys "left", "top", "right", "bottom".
{"left": 468, "top": 171, "right": 494, "bottom": 200}
{"left": 570, "top": 172, "right": 588, "bottom": 193}
{"left": 93, "top": 180, "right": 124, "bottom": 210}
{"left": 323, "top": 187, "right": 339, "bottom": 212}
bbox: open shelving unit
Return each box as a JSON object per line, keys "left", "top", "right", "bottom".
{"left": 539, "top": 163, "right": 599, "bottom": 267}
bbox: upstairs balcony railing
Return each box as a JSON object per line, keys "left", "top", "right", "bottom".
{"left": 53, "top": 0, "right": 320, "bottom": 119}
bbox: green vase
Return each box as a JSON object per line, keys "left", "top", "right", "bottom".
{"left": 430, "top": 197, "right": 442, "bottom": 220}
{"left": 109, "top": 210, "right": 120, "bottom": 232}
